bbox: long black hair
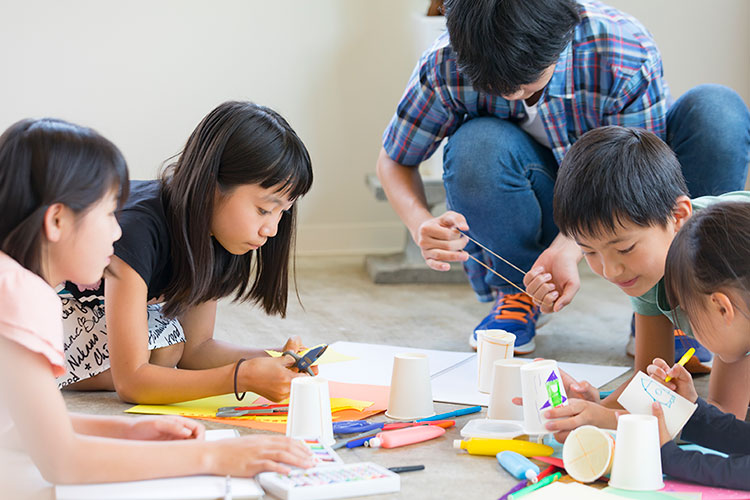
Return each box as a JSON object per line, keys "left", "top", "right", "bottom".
{"left": 160, "top": 101, "right": 313, "bottom": 318}
{"left": 0, "top": 118, "right": 129, "bottom": 277}
{"left": 665, "top": 202, "right": 750, "bottom": 331}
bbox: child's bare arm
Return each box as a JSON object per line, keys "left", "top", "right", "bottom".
{"left": 0, "top": 336, "right": 312, "bottom": 484}
{"left": 105, "top": 256, "right": 305, "bottom": 404}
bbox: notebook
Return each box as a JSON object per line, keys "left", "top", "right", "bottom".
{"left": 54, "top": 430, "right": 263, "bottom": 500}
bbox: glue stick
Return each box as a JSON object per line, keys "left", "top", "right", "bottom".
{"left": 497, "top": 451, "right": 540, "bottom": 483}
{"left": 365, "top": 425, "right": 446, "bottom": 448}
{"left": 453, "top": 438, "right": 553, "bottom": 457}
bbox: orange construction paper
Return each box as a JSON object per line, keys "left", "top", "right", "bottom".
{"left": 198, "top": 381, "right": 389, "bottom": 433}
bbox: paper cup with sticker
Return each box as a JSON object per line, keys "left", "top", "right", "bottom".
{"left": 477, "top": 330, "right": 516, "bottom": 393}
{"left": 488, "top": 358, "right": 526, "bottom": 420}
{"left": 286, "top": 376, "right": 335, "bottom": 446}
{"left": 520, "top": 359, "right": 568, "bottom": 435}
{"left": 562, "top": 425, "right": 616, "bottom": 483}
{"left": 386, "top": 353, "right": 435, "bottom": 420}
{"left": 609, "top": 414, "right": 664, "bottom": 490}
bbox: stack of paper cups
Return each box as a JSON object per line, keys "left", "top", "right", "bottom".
{"left": 520, "top": 359, "right": 568, "bottom": 435}
{"left": 488, "top": 358, "right": 526, "bottom": 420}
{"left": 286, "top": 377, "right": 335, "bottom": 446}
{"left": 609, "top": 415, "right": 664, "bottom": 490}
{"left": 386, "top": 353, "right": 435, "bottom": 420}
{"left": 477, "top": 330, "right": 516, "bottom": 393}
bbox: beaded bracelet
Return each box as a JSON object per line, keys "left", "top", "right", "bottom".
{"left": 234, "top": 358, "right": 247, "bottom": 401}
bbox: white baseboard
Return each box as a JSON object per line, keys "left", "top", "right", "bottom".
{"left": 296, "top": 222, "right": 407, "bottom": 256}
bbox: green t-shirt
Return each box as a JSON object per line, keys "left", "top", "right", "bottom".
{"left": 629, "top": 191, "right": 750, "bottom": 337}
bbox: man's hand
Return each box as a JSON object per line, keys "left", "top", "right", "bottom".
{"left": 523, "top": 235, "right": 582, "bottom": 313}
{"left": 413, "top": 211, "right": 469, "bottom": 271}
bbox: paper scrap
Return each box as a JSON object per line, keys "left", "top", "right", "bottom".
{"left": 125, "top": 381, "right": 389, "bottom": 434}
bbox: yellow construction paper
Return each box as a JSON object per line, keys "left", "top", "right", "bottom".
{"left": 265, "top": 346, "right": 357, "bottom": 365}
{"left": 126, "top": 395, "right": 373, "bottom": 421}
{"left": 125, "top": 393, "right": 262, "bottom": 418}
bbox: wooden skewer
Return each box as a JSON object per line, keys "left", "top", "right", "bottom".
{"left": 465, "top": 253, "right": 535, "bottom": 301}
{"left": 457, "top": 230, "right": 527, "bottom": 276}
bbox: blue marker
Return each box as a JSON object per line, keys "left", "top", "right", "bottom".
{"left": 497, "top": 451, "right": 540, "bottom": 483}
{"left": 415, "top": 406, "right": 481, "bottom": 422}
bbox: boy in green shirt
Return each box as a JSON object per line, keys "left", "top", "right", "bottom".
{"left": 524, "top": 126, "right": 750, "bottom": 438}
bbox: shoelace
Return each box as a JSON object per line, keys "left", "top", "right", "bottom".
{"left": 493, "top": 293, "right": 537, "bottom": 324}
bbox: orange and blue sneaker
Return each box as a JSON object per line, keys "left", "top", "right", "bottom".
{"left": 626, "top": 316, "right": 712, "bottom": 374}
{"left": 470, "top": 292, "right": 539, "bottom": 354}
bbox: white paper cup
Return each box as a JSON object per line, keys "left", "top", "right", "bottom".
{"left": 520, "top": 359, "right": 568, "bottom": 435}
{"left": 477, "top": 330, "right": 516, "bottom": 393}
{"left": 609, "top": 414, "right": 664, "bottom": 491}
{"left": 386, "top": 353, "right": 435, "bottom": 420}
{"left": 488, "top": 358, "right": 525, "bottom": 420}
{"left": 285, "top": 377, "right": 335, "bottom": 446}
{"left": 563, "top": 426, "right": 616, "bottom": 483}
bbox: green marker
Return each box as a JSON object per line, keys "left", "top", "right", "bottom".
{"left": 508, "top": 472, "right": 562, "bottom": 499}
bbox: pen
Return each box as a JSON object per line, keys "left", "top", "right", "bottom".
{"left": 498, "top": 479, "right": 528, "bottom": 500}
{"left": 388, "top": 465, "right": 425, "bottom": 473}
{"left": 416, "top": 406, "right": 482, "bottom": 422}
{"left": 535, "top": 464, "right": 558, "bottom": 482}
{"left": 508, "top": 472, "right": 561, "bottom": 499}
{"left": 665, "top": 347, "right": 695, "bottom": 383}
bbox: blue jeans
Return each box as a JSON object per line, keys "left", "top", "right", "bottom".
{"left": 443, "top": 84, "right": 750, "bottom": 301}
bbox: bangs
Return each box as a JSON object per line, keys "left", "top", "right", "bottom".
{"left": 260, "top": 130, "right": 313, "bottom": 202}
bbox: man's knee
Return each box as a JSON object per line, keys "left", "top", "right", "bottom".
{"left": 671, "top": 84, "right": 750, "bottom": 133}
{"left": 444, "top": 117, "right": 531, "bottom": 195}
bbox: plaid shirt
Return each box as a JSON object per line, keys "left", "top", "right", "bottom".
{"left": 383, "top": 0, "right": 672, "bottom": 167}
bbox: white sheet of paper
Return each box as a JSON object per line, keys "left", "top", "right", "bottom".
{"left": 318, "top": 341, "right": 629, "bottom": 407}
{"left": 55, "top": 430, "right": 263, "bottom": 500}
{"left": 317, "top": 341, "right": 473, "bottom": 386}
{"left": 430, "top": 354, "right": 629, "bottom": 406}
{"left": 617, "top": 371, "right": 697, "bottom": 439}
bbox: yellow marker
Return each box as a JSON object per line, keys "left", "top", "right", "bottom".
{"left": 665, "top": 347, "right": 695, "bottom": 383}
{"left": 453, "top": 438, "right": 554, "bottom": 457}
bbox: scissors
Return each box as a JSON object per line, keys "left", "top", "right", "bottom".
{"left": 216, "top": 404, "right": 289, "bottom": 418}
{"left": 283, "top": 344, "right": 328, "bottom": 376}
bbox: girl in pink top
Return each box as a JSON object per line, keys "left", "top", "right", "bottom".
{"left": 0, "top": 119, "right": 312, "bottom": 486}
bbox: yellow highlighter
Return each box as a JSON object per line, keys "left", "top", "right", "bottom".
{"left": 453, "top": 438, "right": 554, "bottom": 457}
{"left": 665, "top": 347, "right": 695, "bottom": 383}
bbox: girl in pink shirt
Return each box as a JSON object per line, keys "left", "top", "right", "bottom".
{"left": 0, "top": 118, "right": 312, "bottom": 486}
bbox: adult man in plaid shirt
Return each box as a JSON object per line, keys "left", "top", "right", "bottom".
{"left": 377, "top": 0, "right": 750, "bottom": 359}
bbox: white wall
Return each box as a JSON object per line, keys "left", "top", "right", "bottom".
{"left": 0, "top": 1, "right": 748, "bottom": 255}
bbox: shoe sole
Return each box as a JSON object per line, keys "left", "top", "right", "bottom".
{"left": 514, "top": 340, "right": 536, "bottom": 355}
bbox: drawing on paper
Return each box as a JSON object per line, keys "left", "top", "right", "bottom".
{"left": 641, "top": 377, "right": 676, "bottom": 408}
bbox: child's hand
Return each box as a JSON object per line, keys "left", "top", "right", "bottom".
{"left": 276, "top": 337, "right": 319, "bottom": 376}
{"left": 210, "top": 435, "right": 315, "bottom": 476}
{"left": 646, "top": 358, "right": 698, "bottom": 403}
{"left": 280, "top": 336, "right": 304, "bottom": 353}
{"left": 559, "top": 368, "right": 600, "bottom": 403}
{"left": 241, "top": 356, "right": 307, "bottom": 402}
{"left": 126, "top": 415, "right": 205, "bottom": 441}
{"left": 650, "top": 402, "right": 672, "bottom": 446}
{"left": 542, "top": 399, "right": 617, "bottom": 443}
